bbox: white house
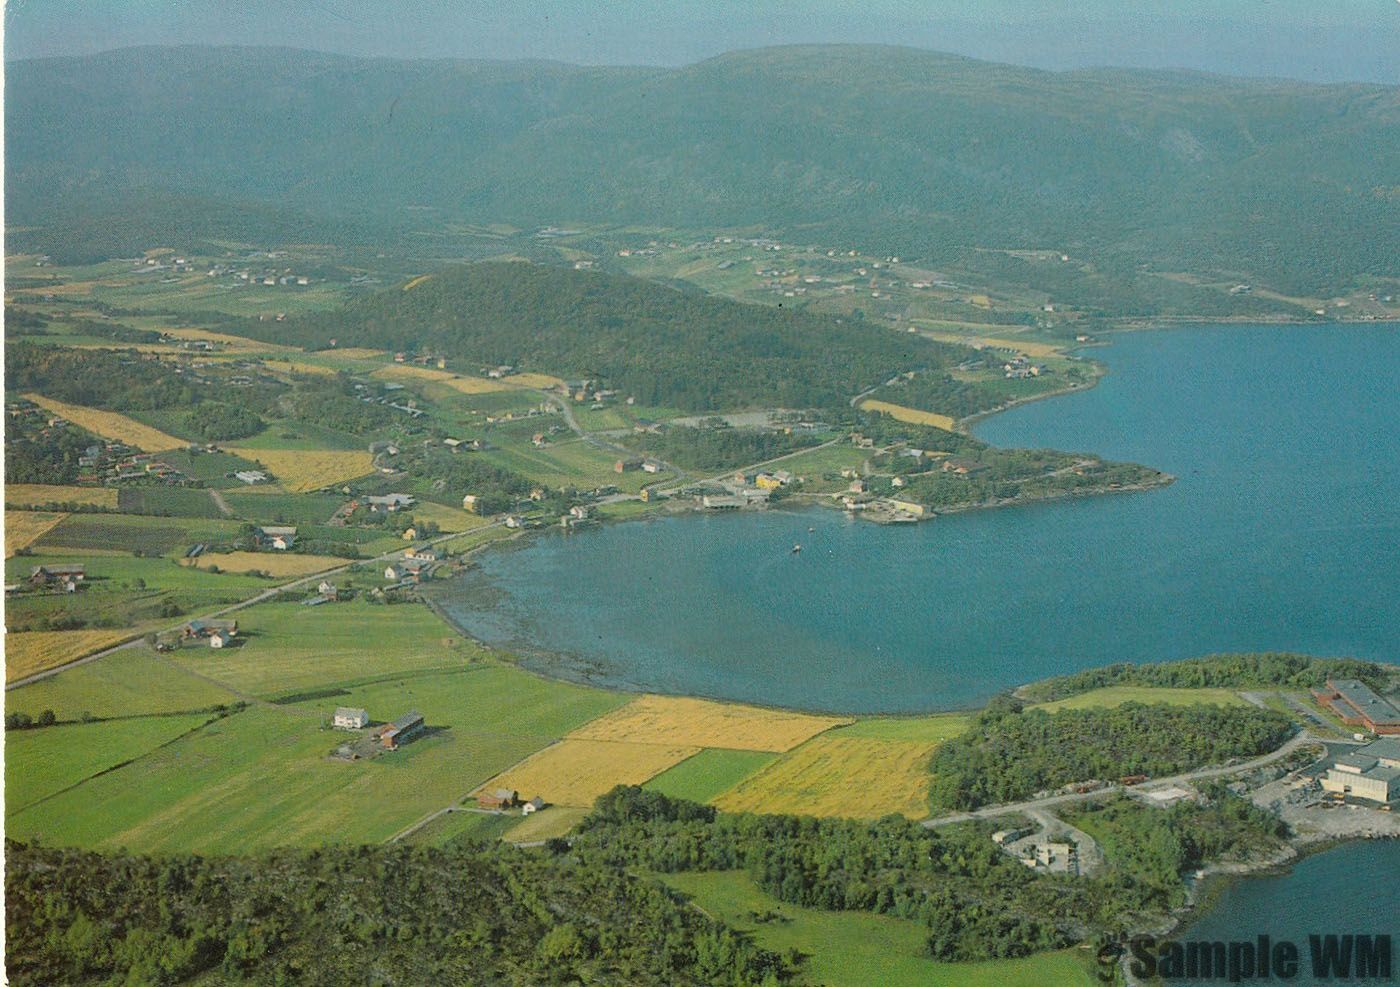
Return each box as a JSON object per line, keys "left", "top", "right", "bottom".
{"left": 333, "top": 707, "right": 370, "bottom": 730}
{"left": 521, "top": 796, "right": 547, "bottom": 816}
{"left": 209, "top": 629, "right": 232, "bottom": 649}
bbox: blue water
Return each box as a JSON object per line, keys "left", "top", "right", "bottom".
{"left": 1178, "top": 840, "right": 1400, "bottom": 983}
{"left": 436, "top": 323, "right": 1400, "bottom": 712}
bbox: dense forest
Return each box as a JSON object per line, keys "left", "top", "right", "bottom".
{"left": 3, "top": 840, "right": 793, "bottom": 986}
{"left": 1018, "top": 652, "right": 1396, "bottom": 702}
{"left": 8, "top": 45, "right": 1397, "bottom": 298}
{"left": 258, "top": 263, "right": 970, "bottom": 412}
{"left": 926, "top": 698, "right": 1296, "bottom": 810}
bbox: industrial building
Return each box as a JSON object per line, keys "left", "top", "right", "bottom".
{"left": 1321, "top": 737, "right": 1400, "bottom": 804}
{"left": 1312, "top": 679, "right": 1400, "bottom": 735}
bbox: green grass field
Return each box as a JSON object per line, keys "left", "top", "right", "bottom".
{"left": 173, "top": 598, "right": 484, "bottom": 696}
{"left": 6, "top": 663, "right": 626, "bottom": 853}
{"left": 233, "top": 420, "right": 368, "bottom": 452}
{"left": 660, "top": 871, "right": 1094, "bottom": 987}
{"left": 401, "top": 808, "right": 520, "bottom": 846}
{"left": 4, "top": 649, "right": 240, "bottom": 721}
{"left": 831, "top": 713, "right": 972, "bottom": 742}
{"left": 154, "top": 449, "right": 263, "bottom": 488}
{"left": 33, "top": 513, "right": 245, "bottom": 556}
{"left": 1032, "top": 686, "right": 1249, "bottom": 713}
{"left": 116, "top": 486, "right": 224, "bottom": 518}
{"left": 4, "top": 714, "right": 214, "bottom": 815}
{"left": 218, "top": 491, "right": 345, "bottom": 526}
{"left": 643, "top": 749, "right": 779, "bottom": 803}
{"left": 481, "top": 438, "right": 655, "bottom": 492}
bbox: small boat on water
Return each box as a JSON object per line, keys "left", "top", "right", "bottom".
{"left": 792, "top": 543, "right": 802, "bottom": 554}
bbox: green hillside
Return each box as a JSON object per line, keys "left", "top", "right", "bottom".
{"left": 7, "top": 44, "right": 1397, "bottom": 296}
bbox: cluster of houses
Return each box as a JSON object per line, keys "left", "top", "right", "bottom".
{"left": 27, "top": 563, "right": 86, "bottom": 594}
{"left": 202, "top": 261, "right": 311, "bottom": 288}
{"left": 613, "top": 456, "right": 664, "bottom": 475}
{"left": 183, "top": 618, "right": 239, "bottom": 649}
{"left": 302, "top": 580, "right": 342, "bottom": 607}
{"left": 1003, "top": 355, "right": 1046, "bottom": 380}
{"left": 332, "top": 707, "right": 425, "bottom": 751}
{"left": 384, "top": 544, "right": 443, "bottom": 586}
{"left": 254, "top": 526, "right": 297, "bottom": 551}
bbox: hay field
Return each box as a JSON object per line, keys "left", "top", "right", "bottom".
{"left": 6, "top": 629, "right": 141, "bottom": 684}
{"left": 263, "top": 359, "right": 338, "bottom": 377}
{"left": 1033, "top": 686, "right": 1249, "bottom": 713}
{"left": 6, "top": 511, "right": 69, "bottom": 556}
{"left": 5, "top": 485, "right": 118, "bottom": 509}
{"left": 223, "top": 448, "right": 374, "bottom": 492}
{"left": 24, "top": 394, "right": 187, "bottom": 451}
{"left": 320, "top": 347, "right": 388, "bottom": 360}
{"left": 162, "top": 327, "right": 295, "bottom": 352}
{"left": 408, "top": 500, "right": 493, "bottom": 533}
{"left": 925, "top": 331, "right": 1062, "bottom": 358}
{"left": 484, "top": 739, "right": 701, "bottom": 807}
{"left": 858, "top": 399, "right": 957, "bottom": 431}
{"left": 371, "top": 364, "right": 515, "bottom": 395}
{"left": 713, "top": 735, "right": 936, "bottom": 819}
{"left": 574, "top": 695, "right": 849, "bottom": 752}
{"left": 182, "top": 551, "right": 345, "bottom": 577}
{"left": 505, "top": 372, "right": 565, "bottom": 389}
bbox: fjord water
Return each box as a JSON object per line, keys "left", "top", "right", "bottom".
{"left": 1179, "top": 840, "right": 1400, "bottom": 964}
{"left": 437, "top": 323, "right": 1400, "bottom": 712}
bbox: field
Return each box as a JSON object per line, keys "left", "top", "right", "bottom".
{"left": 502, "top": 805, "right": 589, "bottom": 842}
{"left": 27, "top": 513, "right": 245, "bottom": 557}
{"left": 223, "top": 448, "right": 376, "bottom": 492}
{"left": 6, "top": 664, "right": 626, "bottom": 853}
{"left": 923, "top": 331, "right": 1064, "bottom": 359}
{"left": 404, "top": 500, "right": 492, "bottom": 533}
{"left": 6, "top": 629, "right": 144, "bottom": 683}
{"left": 5, "top": 484, "right": 118, "bottom": 509}
{"left": 829, "top": 713, "right": 971, "bottom": 742}
{"left": 6, "top": 510, "right": 68, "bottom": 555}
{"left": 401, "top": 807, "right": 521, "bottom": 846}
{"left": 481, "top": 439, "right": 655, "bottom": 492}
{"left": 262, "top": 358, "right": 339, "bottom": 377}
{"left": 573, "top": 695, "right": 849, "bottom": 752}
{"left": 5, "top": 714, "right": 214, "bottom": 814}
{"left": 174, "top": 599, "right": 482, "bottom": 696}
{"left": 483, "top": 739, "right": 701, "bottom": 807}
{"left": 713, "top": 735, "right": 937, "bottom": 819}
{"left": 857, "top": 398, "right": 957, "bottom": 431}
{"left": 661, "top": 871, "right": 1093, "bottom": 987}
{"left": 183, "top": 551, "right": 346, "bottom": 577}
{"left": 372, "top": 364, "right": 515, "bottom": 395}
{"left": 116, "top": 486, "right": 224, "bottom": 518}
{"left": 1032, "top": 686, "right": 1250, "bottom": 713}
{"left": 24, "top": 393, "right": 188, "bottom": 451}
{"left": 5, "top": 649, "right": 240, "bottom": 721}
{"left": 643, "top": 749, "right": 779, "bottom": 803}
{"left": 161, "top": 327, "right": 295, "bottom": 351}
{"left": 505, "top": 372, "right": 565, "bottom": 389}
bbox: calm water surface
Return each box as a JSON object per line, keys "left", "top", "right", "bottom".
{"left": 1179, "top": 840, "right": 1400, "bottom": 982}
{"left": 436, "top": 323, "right": 1400, "bottom": 712}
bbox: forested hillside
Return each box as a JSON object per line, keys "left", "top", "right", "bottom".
{"left": 266, "top": 262, "right": 969, "bottom": 411}
{"left": 8, "top": 44, "right": 1397, "bottom": 294}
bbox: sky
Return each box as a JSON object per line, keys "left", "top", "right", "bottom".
{"left": 4, "top": 0, "right": 1399, "bottom": 83}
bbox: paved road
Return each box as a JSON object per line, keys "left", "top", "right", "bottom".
{"left": 5, "top": 522, "right": 502, "bottom": 691}
{"left": 921, "top": 731, "right": 1320, "bottom": 828}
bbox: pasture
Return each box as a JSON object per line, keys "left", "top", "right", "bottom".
{"left": 5, "top": 649, "right": 240, "bottom": 721}
{"left": 23, "top": 393, "right": 188, "bottom": 451}
{"left": 643, "top": 749, "right": 779, "bottom": 803}
{"left": 5, "top": 484, "right": 118, "bottom": 509}
{"left": 6, "top": 510, "right": 68, "bottom": 555}
{"left": 713, "top": 735, "right": 937, "bottom": 819}
{"left": 5, "top": 714, "right": 214, "bottom": 814}
{"left": 573, "top": 695, "right": 848, "bottom": 752}
{"left": 223, "top": 448, "right": 376, "bottom": 492}
{"left": 483, "top": 739, "right": 700, "bottom": 807}
{"left": 372, "top": 364, "right": 516, "bottom": 395}
{"left": 661, "top": 871, "right": 1093, "bottom": 987}
{"left": 858, "top": 398, "right": 957, "bottom": 431}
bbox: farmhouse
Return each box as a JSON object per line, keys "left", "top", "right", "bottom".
{"left": 943, "top": 458, "right": 990, "bottom": 476}
{"left": 334, "top": 707, "right": 370, "bottom": 730}
{"left": 614, "top": 457, "right": 643, "bottom": 473}
{"left": 234, "top": 470, "right": 269, "bottom": 485}
{"left": 376, "top": 710, "right": 425, "bottom": 750}
{"left": 367, "top": 493, "right": 416, "bottom": 511}
{"left": 1313, "top": 679, "right": 1400, "bottom": 735}
{"left": 462, "top": 494, "right": 480, "bottom": 512}
{"left": 29, "top": 564, "right": 86, "bottom": 589}
{"left": 317, "top": 580, "right": 339, "bottom": 600}
{"left": 1321, "top": 738, "right": 1400, "bottom": 803}
{"left": 521, "top": 796, "right": 547, "bottom": 815}
{"left": 183, "top": 618, "right": 238, "bottom": 640}
{"left": 404, "top": 545, "right": 442, "bottom": 563}
{"left": 477, "top": 788, "right": 519, "bottom": 810}
{"left": 255, "top": 525, "right": 297, "bottom": 550}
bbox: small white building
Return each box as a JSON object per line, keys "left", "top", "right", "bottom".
{"left": 209, "top": 629, "right": 231, "bottom": 649}
{"left": 521, "top": 796, "right": 547, "bottom": 816}
{"left": 334, "top": 707, "right": 370, "bottom": 730}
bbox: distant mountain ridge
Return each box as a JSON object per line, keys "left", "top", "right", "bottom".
{"left": 7, "top": 43, "right": 1397, "bottom": 293}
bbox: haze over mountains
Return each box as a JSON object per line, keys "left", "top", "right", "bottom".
{"left": 7, "top": 44, "right": 1398, "bottom": 294}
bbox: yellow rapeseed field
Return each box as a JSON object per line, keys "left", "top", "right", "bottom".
{"left": 713, "top": 735, "right": 937, "bottom": 819}
{"left": 24, "top": 395, "right": 187, "bottom": 452}
{"left": 5, "top": 511, "right": 69, "bottom": 556}
{"left": 483, "top": 739, "right": 701, "bottom": 807}
{"left": 224, "top": 449, "right": 375, "bottom": 493}
{"left": 6, "top": 629, "right": 140, "bottom": 684}
{"left": 573, "top": 695, "right": 850, "bottom": 752}
{"left": 182, "top": 552, "right": 346, "bottom": 577}
{"left": 858, "top": 399, "right": 957, "bottom": 431}
{"left": 5, "top": 485, "right": 118, "bottom": 509}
